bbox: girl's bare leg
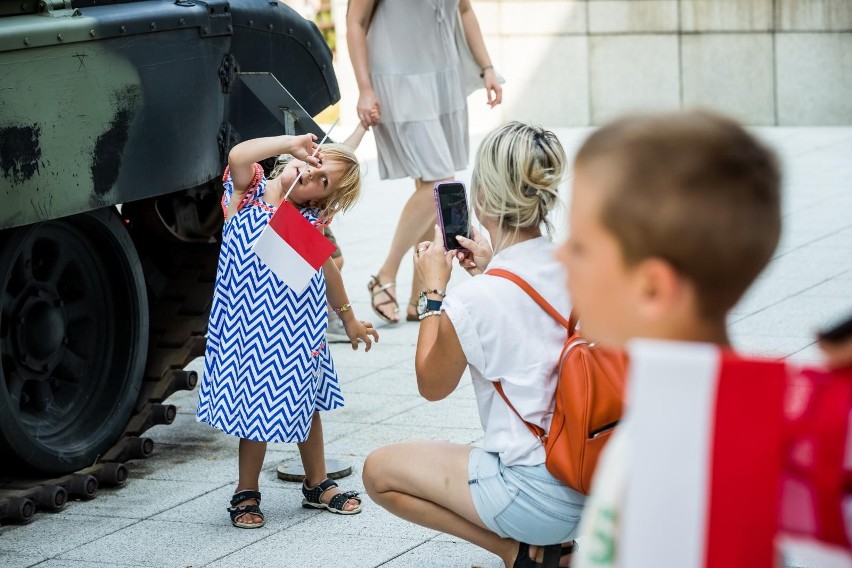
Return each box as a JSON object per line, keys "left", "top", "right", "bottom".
{"left": 363, "top": 441, "right": 521, "bottom": 567}
{"left": 234, "top": 438, "right": 267, "bottom": 525}
{"left": 297, "top": 412, "right": 359, "bottom": 511}
{"left": 373, "top": 178, "right": 450, "bottom": 322}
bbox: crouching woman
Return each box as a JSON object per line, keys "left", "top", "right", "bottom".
{"left": 362, "top": 122, "right": 584, "bottom": 568}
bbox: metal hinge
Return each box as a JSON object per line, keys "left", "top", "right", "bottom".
{"left": 195, "top": 0, "right": 233, "bottom": 37}
{"left": 37, "top": 0, "right": 81, "bottom": 17}
{"left": 219, "top": 54, "right": 239, "bottom": 94}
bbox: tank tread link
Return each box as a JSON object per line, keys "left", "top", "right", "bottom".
{"left": 0, "top": 0, "right": 338, "bottom": 523}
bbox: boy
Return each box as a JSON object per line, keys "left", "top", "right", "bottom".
{"left": 555, "top": 110, "right": 782, "bottom": 567}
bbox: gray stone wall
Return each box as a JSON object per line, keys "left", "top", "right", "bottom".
{"left": 472, "top": 0, "right": 852, "bottom": 126}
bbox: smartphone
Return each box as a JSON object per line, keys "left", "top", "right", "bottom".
{"left": 434, "top": 181, "right": 470, "bottom": 251}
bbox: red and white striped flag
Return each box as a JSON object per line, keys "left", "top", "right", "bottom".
{"left": 621, "top": 340, "right": 852, "bottom": 568}
{"left": 252, "top": 200, "right": 335, "bottom": 294}
{"left": 778, "top": 364, "right": 852, "bottom": 567}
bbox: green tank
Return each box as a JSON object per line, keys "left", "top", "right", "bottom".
{"left": 0, "top": 0, "right": 337, "bottom": 516}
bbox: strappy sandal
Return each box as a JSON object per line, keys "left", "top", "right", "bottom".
{"left": 368, "top": 275, "right": 399, "bottom": 324}
{"left": 513, "top": 541, "right": 577, "bottom": 568}
{"left": 406, "top": 301, "right": 420, "bottom": 322}
{"left": 227, "top": 489, "right": 265, "bottom": 529}
{"left": 301, "top": 478, "right": 362, "bottom": 515}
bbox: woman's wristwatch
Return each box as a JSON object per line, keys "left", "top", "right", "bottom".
{"left": 417, "top": 289, "right": 446, "bottom": 317}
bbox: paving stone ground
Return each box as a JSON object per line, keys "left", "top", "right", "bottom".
{"left": 1, "top": 126, "right": 851, "bottom": 568}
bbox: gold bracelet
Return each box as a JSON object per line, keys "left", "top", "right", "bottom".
{"left": 332, "top": 303, "right": 351, "bottom": 316}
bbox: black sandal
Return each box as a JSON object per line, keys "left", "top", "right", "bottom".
{"left": 301, "top": 478, "right": 362, "bottom": 515}
{"left": 513, "top": 541, "right": 577, "bottom": 568}
{"left": 227, "top": 489, "right": 265, "bottom": 529}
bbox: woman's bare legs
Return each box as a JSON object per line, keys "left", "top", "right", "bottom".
{"left": 372, "top": 177, "right": 450, "bottom": 322}
{"left": 297, "top": 412, "right": 360, "bottom": 511}
{"left": 363, "top": 441, "right": 521, "bottom": 567}
{"left": 233, "top": 438, "right": 266, "bottom": 525}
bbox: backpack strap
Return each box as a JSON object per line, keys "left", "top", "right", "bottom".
{"left": 493, "top": 381, "right": 547, "bottom": 444}
{"left": 486, "top": 268, "right": 576, "bottom": 445}
{"left": 485, "top": 268, "right": 577, "bottom": 335}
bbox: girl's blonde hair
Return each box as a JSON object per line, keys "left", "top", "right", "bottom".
{"left": 471, "top": 121, "right": 566, "bottom": 238}
{"left": 270, "top": 143, "right": 362, "bottom": 221}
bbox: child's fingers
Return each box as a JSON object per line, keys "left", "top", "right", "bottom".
{"left": 360, "top": 331, "right": 372, "bottom": 352}
{"left": 361, "top": 322, "right": 378, "bottom": 352}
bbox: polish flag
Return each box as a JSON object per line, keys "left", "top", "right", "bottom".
{"left": 778, "top": 363, "right": 852, "bottom": 567}
{"left": 621, "top": 340, "right": 852, "bottom": 568}
{"left": 252, "top": 201, "right": 335, "bottom": 293}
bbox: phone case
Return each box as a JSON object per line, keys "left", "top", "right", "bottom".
{"left": 434, "top": 181, "right": 470, "bottom": 253}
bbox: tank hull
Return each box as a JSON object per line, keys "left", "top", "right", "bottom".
{"left": 0, "top": 0, "right": 338, "bottom": 496}
{"left": 0, "top": 0, "right": 338, "bottom": 230}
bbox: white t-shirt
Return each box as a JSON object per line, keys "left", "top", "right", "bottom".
{"left": 442, "top": 236, "right": 571, "bottom": 467}
{"left": 574, "top": 427, "right": 629, "bottom": 568}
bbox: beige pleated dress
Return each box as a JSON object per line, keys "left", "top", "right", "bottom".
{"left": 368, "top": 0, "right": 469, "bottom": 181}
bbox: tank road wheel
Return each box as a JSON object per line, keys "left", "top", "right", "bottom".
{"left": 0, "top": 209, "right": 148, "bottom": 475}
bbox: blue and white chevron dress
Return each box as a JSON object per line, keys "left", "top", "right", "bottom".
{"left": 196, "top": 164, "right": 344, "bottom": 443}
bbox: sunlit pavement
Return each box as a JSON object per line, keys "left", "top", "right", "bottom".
{"left": 2, "top": 126, "right": 850, "bottom": 568}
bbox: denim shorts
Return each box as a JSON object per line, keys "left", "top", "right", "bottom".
{"left": 468, "top": 447, "right": 585, "bottom": 545}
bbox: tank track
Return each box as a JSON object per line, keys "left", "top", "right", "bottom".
{"left": 0, "top": 234, "right": 218, "bottom": 525}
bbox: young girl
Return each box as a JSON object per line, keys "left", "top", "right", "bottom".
{"left": 196, "top": 130, "right": 379, "bottom": 528}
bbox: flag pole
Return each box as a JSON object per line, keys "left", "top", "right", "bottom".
{"left": 283, "top": 117, "right": 340, "bottom": 202}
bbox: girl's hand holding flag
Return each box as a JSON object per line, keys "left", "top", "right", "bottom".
{"left": 288, "top": 133, "right": 323, "bottom": 167}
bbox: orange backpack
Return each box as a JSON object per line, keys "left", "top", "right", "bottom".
{"left": 487, "top": 269, "right": 628, "bottom": 495}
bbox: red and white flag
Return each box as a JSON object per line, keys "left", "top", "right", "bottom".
{"left": 777, "top": 364, "right": 852, "bottom": 567}
{"left": 252, "top": 120, "right": 338, "bottom": 293}
{"left": 621, "top": 340, "right": 852, "bottom": 568}
{"left": 252, "top": 200, "right": 335, "bottom": 293}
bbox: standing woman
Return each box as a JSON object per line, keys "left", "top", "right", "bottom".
{"left": 347, "top": 0, "right": 502, "bottom": 324}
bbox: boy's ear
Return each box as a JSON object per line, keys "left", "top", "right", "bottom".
{"left": 635, "top": 257, "right": 686, "bottom": 321}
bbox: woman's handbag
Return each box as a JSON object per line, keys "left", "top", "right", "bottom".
{"left": 486, "top": 269, "right": 628, "bottom": 495}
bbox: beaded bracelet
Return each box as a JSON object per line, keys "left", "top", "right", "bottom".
{"left": 332, "top": 303, "right": 351, "bottom": 316}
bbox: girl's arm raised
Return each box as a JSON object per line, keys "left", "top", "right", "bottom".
{"left": 227, "top": 134, "right": 321, "bottom": 193}
{"left": 323, "top": 256, "right": 379, "bottom": 351}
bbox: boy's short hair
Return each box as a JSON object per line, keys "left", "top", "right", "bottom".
{"left": 575, "top": 110, "right": 782, "bottom": 318}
